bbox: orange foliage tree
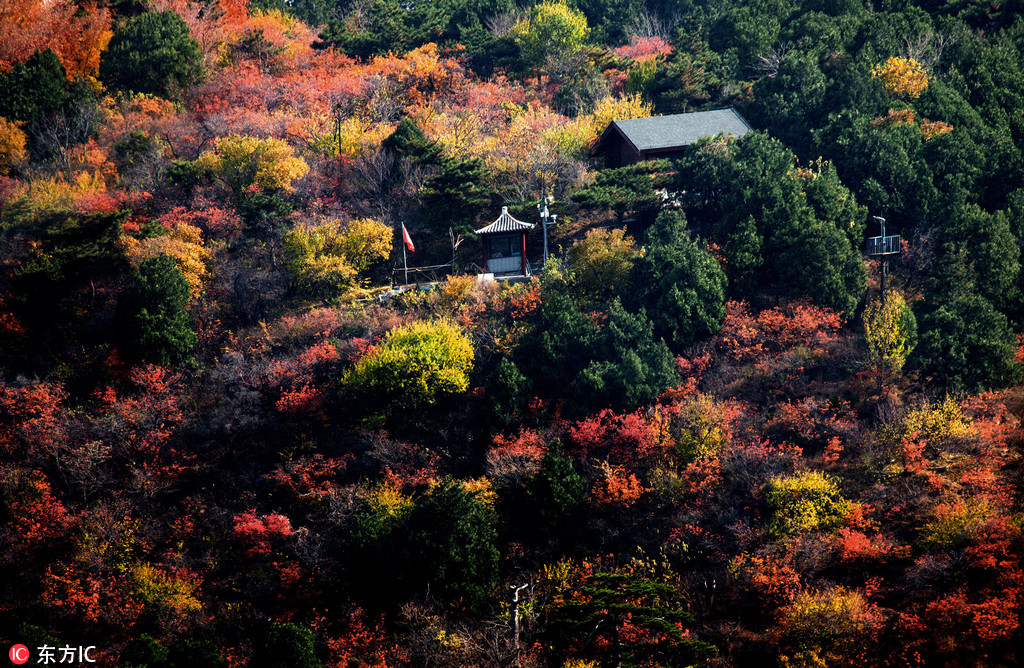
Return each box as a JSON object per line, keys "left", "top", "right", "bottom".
{"left": 0, "top": 0, "right": 111, "bottom": 78}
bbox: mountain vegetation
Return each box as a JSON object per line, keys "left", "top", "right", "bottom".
{"left": 1, "top": 0, "right": 1024, "bottom": 666}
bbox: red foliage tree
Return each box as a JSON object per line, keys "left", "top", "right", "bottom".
{"left": 0, "top": 380, "right": 67, "bottom": 459}
{"left": 568, "top": 409, "right": 659, "bottom": 465}
{"left": 0, "top": 468, "right": 73, "bottom": 560}
{"left": 233, "top": 511, "right": 294, "bottom": 557}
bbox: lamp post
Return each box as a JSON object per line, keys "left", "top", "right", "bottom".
{"left": 538, "top": 193, "right": 555, "bottom": 263}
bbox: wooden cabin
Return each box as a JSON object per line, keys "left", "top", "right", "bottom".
{"left": 475, "top": 207, "right": 535, "bottom": 277}
{"left": 591, "top": 107, "right": 753, "bottom": 168}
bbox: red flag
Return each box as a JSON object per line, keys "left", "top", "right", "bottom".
{"left": 402, "top": 223, "right": 415, "bottom": 252}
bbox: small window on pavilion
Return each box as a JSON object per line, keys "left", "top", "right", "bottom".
{"left": 488, "top": 236, "right": 522, "bottom": 259}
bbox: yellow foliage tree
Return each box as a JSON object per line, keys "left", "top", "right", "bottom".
{"left": 565, "top": 227, "right": 641, "bottom": 301}
{"left": 585, "top": 93, "right": 653, "bottom": 143}
{"left": 333, "top": 217, "right": 393, "bottom": 272}
{"left": 119, "top": 221, "right": 212, "bottom": 298}
{"left": 871, "top": 56, "right": 929, "bottom": 98}
{"left": 0, "top": 117, "right": 26, "bottom": 175}
{"left": 541, "top": 117, "right": 592, "bottom": 157}
{"left": 196, "top": 134, "right": 309, "bottom": 193}
{"left": 862, "top": 289, "right": 917, "bottom": 373}
{"left": 666, "top": 392, "right": 732, "bottom": 463}
{"left": 511, "top": 1, "right": 590, "bottom": 70}
{"left": 283, "top": 217, "right": 392, "bottom": 302}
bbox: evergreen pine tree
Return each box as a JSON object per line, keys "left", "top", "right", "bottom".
{"left": 118, "top": 254, "right": 196, "bottom": 365}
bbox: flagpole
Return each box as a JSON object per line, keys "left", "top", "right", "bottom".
{"left": 402, "top": 223, "right": 408, "bottom": 287}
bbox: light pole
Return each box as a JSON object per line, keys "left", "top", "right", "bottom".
{"left": 538, "top": 193, "right": 556, "bottom": 263}
{"left": 874, "top": 215, "right": 887, "bottom": 305}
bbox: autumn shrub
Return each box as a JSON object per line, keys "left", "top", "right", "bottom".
{"left": 233, "top": 511, "right": 294, "bottom": 557}
{"left": 0, "top": 117, "right": 26, "bottom": 175}
{"left": 723, "top": 438, "right": 802, "bottom": 495}
{"left": 767, "top": 398, "right": 860, "bottom": 457}
{"left": 765, "top": 471, "right": 850, "bottom": 539}
{"left": 486, "top": 428, "right": 547, "bottom": 487}
{"left": 718, "top": 299, "right": 844, "bottom": 365}
{"left": 129, "top": 563, "right": 202, "bottom": 617}
{"left": 590, "top": 461, "right": 644, "bottom": 507}
{"left": 283, "top": 218, "right": 391, "bottom": 302}
{"left": 568, "top": 409, "right": 659, "bottom": 465}
{"left": 918, "top": 499, "right": 991, "bottom": 551}
{"left": 5, "top": 172, "right": 105, "bottom": 221}
{"left": 196, "top": 134, "right": 309, "bottom": 194}
{"left": 777, "top": 587, "right": 883, "bottom": 667}
{"left": 583, "top": 93, "right": 652, "bottom": 143}
{"left": 871, "top": 398, "right": 975, "bottom": 475}
{"left": 835, "top": 528, "right": 889, "bottom": 563}
{"left": 0, "top": 0, "right": 111, "bottom": 79}
{"left": 665, "top": 392, "right": 734, "bottom": 463}
{"left": 433, "top": 274, "right": 478, "bottom": 314}
{"left": 728, "top": 549, "right": 800, "bottom": 609}
{"left": 920, "top": 119, "right": 953, "bottom": 141}
{"left": 0, "top": 468, "right": 72, "bottom": 552}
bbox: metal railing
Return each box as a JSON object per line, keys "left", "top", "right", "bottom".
{"left": 865, "top": 234, "right": 901, "bottom": 256}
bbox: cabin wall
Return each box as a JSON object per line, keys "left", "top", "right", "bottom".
{"left": 488, "top": 256, "right": 522, "bottom": 273}
{"left": 604, "top": 135, "right": 641, "bottom": 168}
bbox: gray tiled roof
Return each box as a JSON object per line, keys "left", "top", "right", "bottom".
{"left": 610, "top": 108, "right": 752, "bottom": 151}
{"left": 475, "top": 207, "right": 535, "bottom": 235}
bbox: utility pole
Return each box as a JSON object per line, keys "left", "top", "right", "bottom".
{"left": 510, "top": 583, "right": 529, "bottom": 666}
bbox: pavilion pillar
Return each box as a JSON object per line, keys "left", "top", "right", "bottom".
{"left": 521, "top": 232, "right": 527, "bottom": 275}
